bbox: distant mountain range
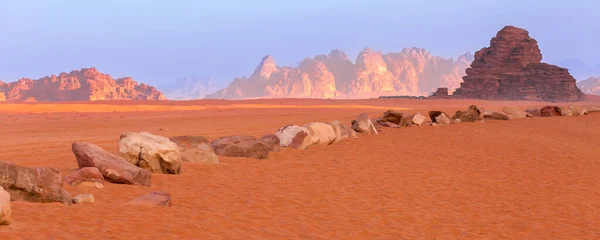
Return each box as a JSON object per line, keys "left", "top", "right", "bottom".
{"left": 577, "top": 77, "right": 600, "bottom": 96}
{"left": 159, "top": 76, "right": 225, "bottom": 100}
{"left": 204, "top": 48, "right": 474, "bottom": 99}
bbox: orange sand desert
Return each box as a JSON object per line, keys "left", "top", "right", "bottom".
{"left": 1, "top": 97, "right": 600, "bottom": 239}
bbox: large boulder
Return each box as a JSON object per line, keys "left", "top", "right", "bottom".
{"left": 63, "top": 167, "right": 105, "bottom": 189}
{"left": 127, "top": 191, "right": 172, "bottom": 207}
{"left": 352, "top": 113, "right": 378, "bottom": 135}
{"left": 119, "top": 132, "right": 182, "bottom": 174}
{"left": 169, "top": 136, "right": 219, "bottom": 164}
{"left": 540, "top": 106, "right": 561, "bottom": 117}
{"left": 72, "top": 142, "right": 152, "bottom": 187}
{"left": 0, "top": 161, "right": 72, "bottom": 205}
{"left": 380, "top": 110, "right": 405, "bottom": 124}
{"left": 0, "top": 187, "right": 10, "bottom": 225}
{"left": 260, "top": 134, "right": 281, "bottom": 152}
{"left": 429, "top": 111, "right": 451, "bottom": 124}
{"left": 329, "top": 121, "right": 357, "bottom": 142}
{"left": 452, "top": 105, "right": 485, "bottom": 122}
{"left": 525, "top": 108, "right": 541, "bottom": 117}
{"left": 502, "top": 107, "right": 531, "bottom": 119}
{"left": 411, "top": 112, "right": 426, "bottom": 126}
{"left": 304, "top": 122, "right": 337, "bottom": 145}
{"left": 275, "top": 125, "right": 313, "bottom": 150}
{"left": 484, "top": 111, "right": 510, "bottom": 120}
{"left": 570, "top": 106, "right": 588, "bottom": 116}
{"left": 210, "top": 136, "right": 271, "bottom": 159}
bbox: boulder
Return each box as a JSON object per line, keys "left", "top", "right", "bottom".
{"left": 411, "top": 112, "right": 426, "bottom": 126}
{"left": 275, "top": 125, "right": 313, "bottom": 150}
{"left": 119, "top": 132, "right": 182, "bottom": 174}
{"left": 558, "top": 106, "right": 573, "bottom": 116}
{"left": 452, "top": 105, "right": 485, "bottom": 122}
{"left": 585, "top": 106, "right": 600, "bottom": 113}
{"left": 0, "top": 161, "right": 72, "bottom": 205}
{"left": 525, "top": 108, "right": 541, "bottom": 117}
{"left": 352, "top": 113, "right": 378, "bottom": 135}
{"left": 72, "top": 194, "right": 95, "bottom": 204}
{"left": 210, "top": 136, "right": 271, "bottom": 159}
{"left": 502, "top": 107, "right": 531, "bottom": 119}
{"left": 570, "top": 106, "right": 588, "bottom": 116}
{"left": 260, "top": 134, "right": 281, "bottom": 152}
{"left": 429, "top": 111, "right": 446, "bottom": 122}
{"left": 451, "top": 118, "right": 462, "bottom": 124}
{"left": 540, "top": 106, "right": 562, "bottom": 117}
{"left": 304, "top": 122, "right": 337, "bottom": 145}
{"left": 400, "top": 115, "right": 413, "bottom": 127}
{"left": 435, "top": 113, "right": 451, "bottom": 125}
{"left": 63, "top": 167, "right": 105, "bottom": 189}
{"left": 127, "top": 191, "right": 171, "bottom": 207}
{"left": 169, "top": 136, "right": 219, "bottom": 164}
{"left": 484, "top": 111, "right": 510, "bottom": 120}
{"left": 377, "top": 121, "right": 400, "bottom": 128}
{"left": 380, "top": 110, "right": 405, "bottom": 124}
{"left": 0, "top": 187, "right": 10, "bottom": 225}
{"left": 72, "top": 142, "right": 152, "bottom": 187}
{"left": 329, "top": 121, "right": 357, "bottom": 141}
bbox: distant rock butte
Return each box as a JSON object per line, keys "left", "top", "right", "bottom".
{"left": 437, "top": 26, "right": 587, "bottom": 102}
{"left": 0, "top": 67, "right": 165, "bottom": 102}
{"left": 577, "top": 77, "right": 600, "bottom": 96}
{"left": 205, "top": 48, "right": 473, "bottom": 99}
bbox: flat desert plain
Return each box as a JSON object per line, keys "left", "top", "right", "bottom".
{"left": 1, "top": 97, "right": 600, "bottom": 239}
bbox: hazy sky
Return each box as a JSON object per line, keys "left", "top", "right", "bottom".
{"left": 1, "top": 0, "right": 598, "bottom": 85}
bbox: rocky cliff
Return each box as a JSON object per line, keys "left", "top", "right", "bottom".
{"left": 577, "top": 77, "right": 600, "bottom": 95}
{"left": 0, "top": 68, "right": 165, "bottom": 102}
{"left": 447, "top": 26, "right": 587, "bottom": 102}
{"left": 205, "top": 48, "right": 473, "bottom": 99}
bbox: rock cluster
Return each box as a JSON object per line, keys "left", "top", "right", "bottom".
{"left": 0, "top": 67, "right": 165, "bottom": 102}
{"left": 205, "top": 48, "right": 473, "bottom": 99}
{"left": 433, "top": 26, "right": 587, "bottom": 102}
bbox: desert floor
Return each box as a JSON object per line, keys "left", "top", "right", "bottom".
{"left": 1, "top": 97, "right": 600, "bottom": 239}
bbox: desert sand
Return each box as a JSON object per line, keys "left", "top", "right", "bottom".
{"left": 1, "top": 97, "right": 600, "bottom": 239}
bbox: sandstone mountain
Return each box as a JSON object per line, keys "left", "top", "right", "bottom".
{"left": 577, "top": 77, "right": 600, "bottom": 95}
{"left": 160, "top": 76, "right": 224, "bottom": 100}
{"left": 0, "top": 68, "right": 165, "bottom": 102}
{"left": 446, "top": 26, "right": 587, "bottom": 102}
{"left": 205, "top": 48, "right": 473, "bottom": 99}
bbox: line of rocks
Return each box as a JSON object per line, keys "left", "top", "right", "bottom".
{"left": 1, "top": 104, "right": 598, "bottom": 225}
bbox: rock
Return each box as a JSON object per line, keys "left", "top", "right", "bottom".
{"left": 400, "top": 115, "right": 413, "bottom": 127}
{"left": 452, "top": 105, "right": 485, "bottom": 122}
{"left": 0, "top": 161, "right": 72, "bottom": 205}
{"left": 525, "top": 108, "right": 541, "bottom": 117}
{"left": 72, "top": 142, "right": 152, "bottom": 187}
{"left": 380, "top": 110, "right": 406, "bottom": 124}
{"left": 558, "top": 107, "right": 573, "bottom": 116}
{"left": 451, "top": 118, "right": 462, "bottom": 124}
{"left": 502, "top": 107, "right": 531, "bottom": 119}
{"left": 452, "top": 26, "right": 587, "bottom": 102}
{"left": 260, "top": 134, "right": 281, "bottom": 152}
{"left": 63, "top": 167, "right": 105, "bottom": 189}
{"left": 0, "top": 67, "right": 165, "bottom": 101}
{"left": 434, "top": 113, "right": 451, "bottom": 125}
{"left": 210, "top": 136, "right": 270, "bottom": 159}
{"left": 329, "top": 120, "right": 357, "bottom": 141}
{"left": 429, "top": 111, "right": 451, "bottom": 123}
{"left": 429, "top": 123, "right": 438, "bottom": 127}
{"left": 540, "top": 106, "right": 562, "bottom": 117}
{"left": 72, "top": 194, "right": 95, "bottom": 204}
{"left": 169, "top": 136, "right": 219, "bottom": 164}
{"left": 484, "top": 111, "right": 510, "bottom": 120}
{"left": 0, "top": 187, "right": 10, "bottom": 225}
{"left": 119, "top": 132, "right": 182, "bottom": 174}
{"left": 377, "top": 121, "right": 400, "bottom": 128}
{"left": 304, "top": 122, "right": 337, "bottom": 145}
{"left": 577, "top": 77, "right": 600, "bottom": 95}
{"left": 352, "top": 113, "right": 378, "bottom": 134}
{"left": 127, "top": 191, "right": 171, "bottom": 207}
{"left": 275, "top": 125, "right": 313, "bottom": 150}
{"left": 430, "top": 87, "right": 451, "bottom": 99}
{"left": 570, "top": 106, "right": 588, "bottom": 116}
{"left": 585, "top": 106, "right": 600, "bottom": 113}
{"left": 411, "top": 112, "right": 426, "bottom": 126}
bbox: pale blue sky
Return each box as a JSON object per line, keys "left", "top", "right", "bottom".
{"left": 1, "top": 0, "right": 598, "bottom": 85}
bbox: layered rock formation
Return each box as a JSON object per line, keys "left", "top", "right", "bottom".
{"left": 0, "top": 67, "right": 165, "bottom": 102}
{"left": 205, "top": 48, "right": 473, "bottom": 99}
{"left": 446, "top": 26, "right": 587, "bottom": 102}
{"left": 577, "top": 77, "right": 600, "bottom": 95}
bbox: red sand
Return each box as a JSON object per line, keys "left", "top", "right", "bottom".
{"left": 1, "top": 98, "right": 600, "bottom": 239}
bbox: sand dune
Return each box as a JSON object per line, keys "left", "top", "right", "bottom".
{"left": 1, "top": 98, "right": 600, "bottom": 239}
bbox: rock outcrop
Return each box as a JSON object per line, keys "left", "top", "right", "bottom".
{"left": 0, "top": 161, "right": 72, "bottom": 205}
{"left": 0, "top": 67, "right": 165, "bottom": 102}
{"left": 205, "top": 48, "right": 473, "bottom": 99}
{"left": 118, "top": 132, "right": 182, "bottom": 174}
{"left": 446, "top": 26, "right": 587, "bottom": 102}
{"left": 577, "top": 77, "right": 600, "bottom": 96}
